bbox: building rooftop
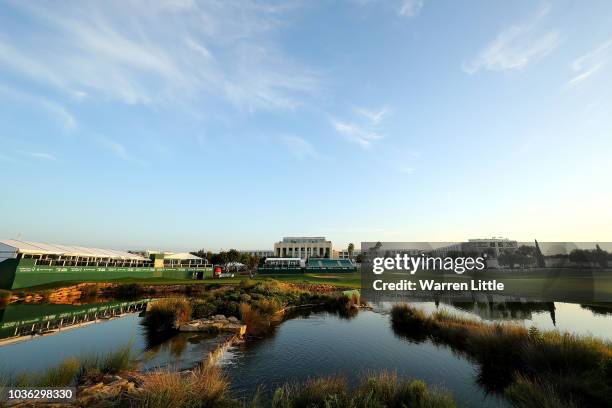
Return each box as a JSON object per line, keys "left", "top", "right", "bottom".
{"left": 0, "top": 239, "right": 147, "bottom": 261}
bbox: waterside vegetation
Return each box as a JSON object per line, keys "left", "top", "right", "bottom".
{"left": 391, "top": 304, "right": 612, "bottom": 408}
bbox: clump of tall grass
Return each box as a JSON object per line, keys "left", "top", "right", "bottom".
{"left": 505, "top": 374, "right": 578, "bottom": 408}
{"left": 390, "top": 303, "right": 612, "bottom": 407}
{"left": 355, "top": 371, "right": 455, "bottom": 408}
{"left": 6, "top": 345, "right": 134, "bottom": 387}
{"left": 143, "top": 298, "right": 192, "bottom": 331}
{"left": 272, "top": 375, "right": 349, "bottom": 407}
{"left": 240, "top": 302, "right": 274, "bottom": 336}
{"left": 270, "top": 372, "right": 455, "bottom": 408}
{"left": 126, "top": 365, "right": 230, "bottom": 408}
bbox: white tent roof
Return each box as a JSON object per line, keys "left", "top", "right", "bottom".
{"left": 0, "top": 239, "right": 147, "bottom": 261}
{"left": 163, "top": 252, "right": 203, "bottom": 260}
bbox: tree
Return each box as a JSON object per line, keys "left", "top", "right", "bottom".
{"left": 348, "top": 243, "right": 355, "bottom": 258}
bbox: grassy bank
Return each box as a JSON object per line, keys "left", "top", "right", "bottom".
{"left": 114, "top": 367, "right": 455, "bottom": 408}
{"left": 3, "top": 345, "right": 133, "bottom": 387}
{"left": 391, "top": 304, "right": 612, "bottom": 407}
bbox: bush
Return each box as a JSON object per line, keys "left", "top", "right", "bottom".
{"left": 143, "top": 298, "right": 192, "bottom": 331}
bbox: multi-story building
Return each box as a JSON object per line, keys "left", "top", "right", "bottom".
{"left": 337, "top": 249, "right": 361, "bottom": 260}
{"left": 274, "top": 237, "right": 332, "bottom": 259}
{"left": 239, "top": 250, "right": 274, "bottom": 258}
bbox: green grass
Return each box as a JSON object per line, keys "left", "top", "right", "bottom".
{"left": 391, "top": 304, "right": 612, "bottom": 407}
{"left": 17, "top": 272, "right": 362, "bottom": 293}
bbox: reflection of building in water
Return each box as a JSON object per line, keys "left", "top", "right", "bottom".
{"left": 448, "top": 300, "right": 556, "bottom": 325}
{"left": 432, "top": 238, "right": 518, "bottom": 257}
{"left": 0, "top": 299, "right": 151, "bottom": 344}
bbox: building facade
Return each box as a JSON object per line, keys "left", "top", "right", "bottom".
{"left": 239, "top": 250, "right": 274, "bottom": 258}
{"left": 274, "top": 237, "right": 332, "bottom": 259}
{"left": 337, "top": 249, "right": 361, "bottom": 260}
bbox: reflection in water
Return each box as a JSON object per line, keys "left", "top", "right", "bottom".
{"left": 580, "top": 303, "right": 612, "bottom": 316}
{"left": 221, "top": 310, "right": 510, "bottom": 408}
{"left": 449, "top": 301, "right": 557, "bottom": 326}
{"left": 1, "top": 298, "right": 611, "bottom": 406}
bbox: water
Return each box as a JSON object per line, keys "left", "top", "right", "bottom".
{"left": 0, "top": 311, "right": 222, "bottom": 375}
{"left": 220, "top": 310, "right": 508, "bottom": 407}
{"left": 1, "top": 300, "right": 611, "bottom": 406}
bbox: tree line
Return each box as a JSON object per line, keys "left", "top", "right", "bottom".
{"left": 190, "top": 249, "right": 261, "bottom": 270}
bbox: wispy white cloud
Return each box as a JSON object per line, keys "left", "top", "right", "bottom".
{"left": 0, "top": 153, "right": 17, "bottom": 163}
{"left": 566, "top": 38, "right": 612, "bottom": 88}
{"left": 398, "top": 165, "right": 414, "bottom": 174}
{"left": 463, "top": 4, "right": 559, "bottom": 74}
{"left": 98, "top": 137, "right": 146, "bottom": 165}
{"left": 26, "top": 152, "right": 57, "bottom": 161}
{"left": 0, "top": 1, "right": 318, "bottom": 112}
{"left": 354, "top": 106, "right": 388, "bottom": 125}
{"left": 280, "top": 135, "right": 326, "bottom": 160}
{"left": 331, "top": 120, "right": 382, "bottom": 148}
{"left": 332, "top": 105, "right": 389, "bottom": 148}
{"left": 0, "top": 83, "right": 76, "bottom": 130}
{"left": 398, "top": 0, "right": 423, "bottom": 18}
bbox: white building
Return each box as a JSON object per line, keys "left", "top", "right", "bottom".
{"left": 337, "top": 249, "right": 361, "bottom": 260}
{"left": 274, "top": 237, "right": 332, "bottom": 259}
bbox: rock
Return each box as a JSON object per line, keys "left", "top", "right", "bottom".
{"left": 179, "top": 318, "right": 246, "bottom": 335}
{"left": 227, "top": 316, "right": 239, "bottom": 323}
{"left": 213, "top": 314, "right": 226, "bottom": 321}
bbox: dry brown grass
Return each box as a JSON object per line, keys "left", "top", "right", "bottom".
{"left": 129, "top": 365, "right": 229, "bottom": 408}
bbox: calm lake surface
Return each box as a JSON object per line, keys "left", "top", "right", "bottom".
{"left": 1, "top": 300, "right": 611, "bottom": 407}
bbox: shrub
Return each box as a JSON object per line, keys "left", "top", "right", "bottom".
{"left": 240, "top": 303, "right": 270, "bottom": 336}
{"left": 143, "top": 298, "right": 192, "bottom": 331}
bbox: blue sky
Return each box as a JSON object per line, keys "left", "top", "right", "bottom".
{"left": 1, "top": 0, "right": 612, "bottom": 251}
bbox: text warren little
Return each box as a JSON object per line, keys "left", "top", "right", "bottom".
{"left": 372, "top": 279, "right": 504, "bottom": 291}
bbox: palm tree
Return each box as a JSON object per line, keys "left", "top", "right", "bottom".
{"left": 348, "top": 243, "right": 355, "bottom": 259}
